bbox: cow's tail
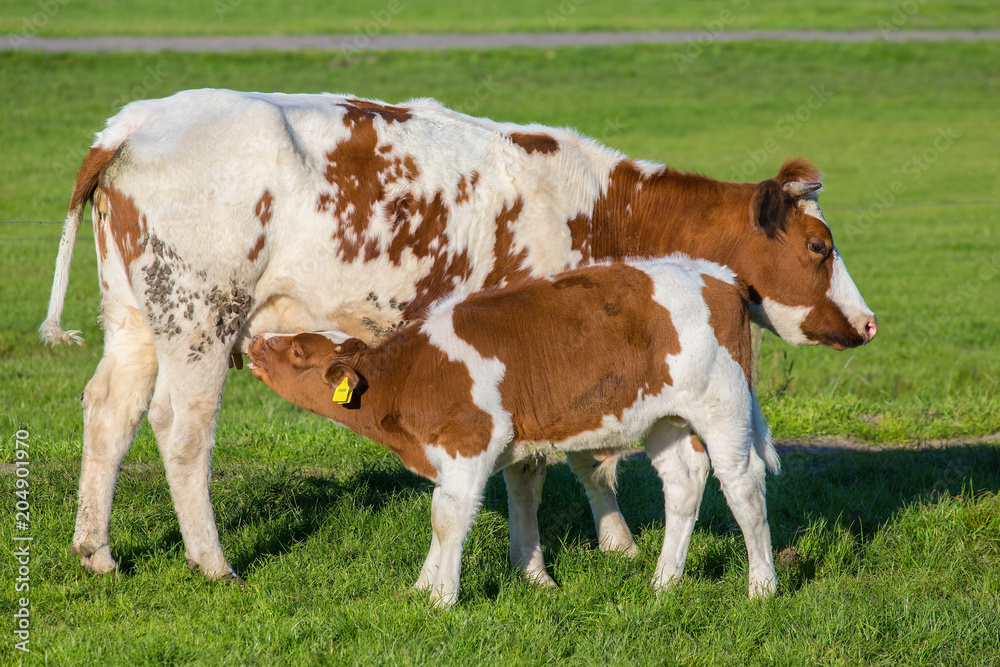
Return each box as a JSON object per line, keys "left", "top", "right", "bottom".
{"left": 751, "top": 394, "right": 780, "bottom": 475}
{"left": 40, "top": 146, "right": 118, "bottom": 346}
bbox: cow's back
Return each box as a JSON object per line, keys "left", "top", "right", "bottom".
{"left": 94, "top": 89, "right": 620, "bottom": 350}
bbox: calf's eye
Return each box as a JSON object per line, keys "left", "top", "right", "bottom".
{"left": 808, "top": 240, "right": 827, "bottom": 256}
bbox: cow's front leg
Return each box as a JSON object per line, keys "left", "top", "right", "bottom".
{"left": 503, "top": 456, "right": 556, "bottom": 587}
{"left": 147, "top": 345, "right": 236, "bottom": 581}
{"left": 565, "top": 450, "right": 638, "bottom": 556}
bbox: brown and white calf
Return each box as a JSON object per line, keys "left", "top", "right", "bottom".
{"left": 41, "top": 89, "right": 872, "bottom": 582}
{"left": 248, "top": 256, "right": 779, "bottom": 605}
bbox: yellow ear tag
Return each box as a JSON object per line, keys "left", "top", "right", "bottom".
{"left": 333, "top": 376, "right": 353, "bottom": 404}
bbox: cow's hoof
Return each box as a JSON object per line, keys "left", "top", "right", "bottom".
{"left": 72, "top": 543, "right": 118, "bottom": 574}
{"left": 650, "top": 574, "right": 682, "bottom": 593}
{"left": 185, "top": 554, "right": 238, "bottom": 581}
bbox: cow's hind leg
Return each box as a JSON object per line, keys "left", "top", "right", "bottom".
{"left": 147, "top": 343, "right": 235, "bottom": 580}
{"left": 73, "top": 301, "right": 158, "bottom": 574}
{"left": 643, "top": 419, "right": 711, "bottom": 591}
{"left": 565, "top": 450, "right": 638, "bottom": 555}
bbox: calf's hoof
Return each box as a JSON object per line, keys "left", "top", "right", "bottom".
{"left": 429, "top": 589, "right": 458, "bottom": 607}
{"left": 749, "top": 577, "right": 777, "bottom": 599}
{"left": 525, "top": 568, "right": 558, "bottom": 589}
{"left": 71, "top": 543, "right": 118, "bottom": 575}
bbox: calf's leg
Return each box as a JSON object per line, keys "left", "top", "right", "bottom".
{"left": 503, "top": 456, "right": 556, "bottom": 587}
{"left": 73, "top": 301, "right": 159, "bottom": 574}
{"left": 696, "top": 419, "right": 776, "bottom": 597}
{"left": 426, "top": 467, "right": 490, "bottom": 607}
{"left": 643, "top": 419, "right": 711, "bottom": 590}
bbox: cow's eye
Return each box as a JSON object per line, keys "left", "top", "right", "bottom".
{"left": 808, "top": 240, "right": 827, "bottom": 256}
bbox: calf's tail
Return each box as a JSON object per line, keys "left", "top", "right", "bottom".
{"left": 751, "top": 395, "right": 780, "bottom": 475}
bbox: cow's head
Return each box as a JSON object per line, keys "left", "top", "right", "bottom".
{"left": 248, "top": 332, "right": 366, "bottom": 414}
{"left": 737, "top": 160, "right": 877, "bottom": 350}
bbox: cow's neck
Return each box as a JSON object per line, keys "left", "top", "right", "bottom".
{"left": 589, "top": 161, "right": 757, "bottom": 269}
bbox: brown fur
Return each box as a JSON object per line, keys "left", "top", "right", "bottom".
{"left": 98, "top": 182, "right": 147, "bottom": 272}
{"left": 254, "top": 190, "right": 274, "bottom": 226}
{"left": 340, "top": 98, "right": 413, "bottom": 125}
{"left": 69, "top": 147, "right": 116, "bottom": 211}
{"left": 452, "top": 264, "right": 680, "bottom": 442}
{"left": 483, "top": 197, "right": 530, "bottom": 288}
{"left": 509, "top": 132, "right": 560, "bottom": 155}
{"left": 701, "top": 274, "right": 752, "bottom": 385}
{"left": 247, "top": 234, "right": 266, "bottom": 261}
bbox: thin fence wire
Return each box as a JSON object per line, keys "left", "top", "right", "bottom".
{"left": 1, "top": 199, "right": 998, "bottom": 242}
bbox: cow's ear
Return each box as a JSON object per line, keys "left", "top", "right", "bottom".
{"left": 323, "top": 363, "right": 361, "bottom": 393}
{"left": 333, "top": 337, "right": 368, "bottom": 356}
{"left": 752, "top": 179, "right": 792, "bottom": 239}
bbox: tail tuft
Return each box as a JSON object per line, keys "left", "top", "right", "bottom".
{"left": 592, "top": 449, "right": 622, "bottom": 493}
{"left": 752, "top": 398, "right": 780, "bottom": 475}
{"left": 39, "top": 320, "right": 84, "bottom": 346}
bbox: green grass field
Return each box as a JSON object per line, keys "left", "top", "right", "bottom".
{"left": 2, "top": 0, "right": 998, "bottom": 37}
{"left": 2, "top": 40, "right": 999, "bottom": 664}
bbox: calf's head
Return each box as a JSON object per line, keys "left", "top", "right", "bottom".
{"left": 248, "top": 332, "right": 367, "bottom": 414}
{"left": 737, "top": 160, "right": 877, "bottom": 350}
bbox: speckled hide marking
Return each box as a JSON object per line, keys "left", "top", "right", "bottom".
{"left": 143, "top": 235, "right": 185, "bottom": 339}
{"left": 207, "top": 284, "right": 253, "bottom": 343}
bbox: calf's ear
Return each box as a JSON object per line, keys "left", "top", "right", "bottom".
{"left": 333, "top": 338, "right": 368, "bottom": 356}
{"left": 323, "top": 363, "right": 361, "bottom": 393}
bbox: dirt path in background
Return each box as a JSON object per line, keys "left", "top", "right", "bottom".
{"left": 5, "top": 30, "right": 1000, "bottom": 53}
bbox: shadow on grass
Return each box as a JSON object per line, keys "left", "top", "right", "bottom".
{"left": 96, "top": 441, "right": 1000, "bottom": 587}
{"left": 613, "top": 442, "right": 1000, "bottom": 590}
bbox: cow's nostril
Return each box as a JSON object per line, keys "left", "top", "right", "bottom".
{"left": 865, "top": 319, "right": 877, "bottom": 342}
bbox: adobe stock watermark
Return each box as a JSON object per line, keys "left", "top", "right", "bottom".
{"left": 730, "top": 84, "right": 834, "bottom": 182}
{"left": 338, "top": 0, "right": 411, "bottom": 60}
{"left": 12, "top": 429, "right": 32, "bottom": 653}
{"left": 673, "top": 0, "right": 750, "bottom": 72}
{"left": 844, "top": 127, "right": 961, "bottom": 243}
{"left": 546, "top": 0, "right": 586, "bottom": 28}
{"left": 5, "top": 0, "right": 71, "bottom": 50}
{"left": 451, "top": 76, "right": 502, "bottom": 115}
{"left": 109, "top": 64, "right": 169, "bottom": 112}
{"left": 877, "top": 0, "right": 928, "bottom": 37}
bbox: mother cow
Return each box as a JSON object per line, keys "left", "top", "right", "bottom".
{"left": 42, "top": 90, "right": 875, "bottom": 585}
